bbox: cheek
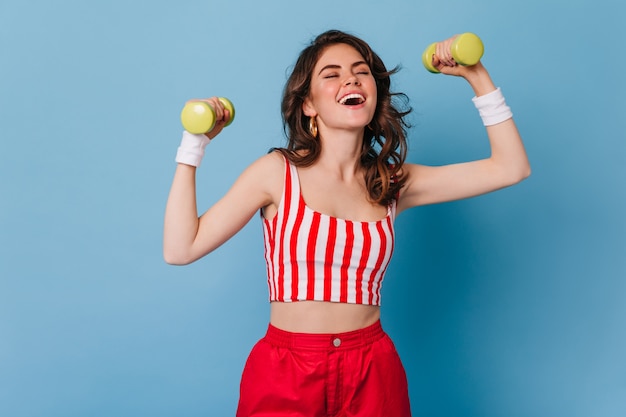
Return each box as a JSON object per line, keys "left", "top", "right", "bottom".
{"left": 309, "top": 82, "right": 335, "bottom": 102}
{"left": 368, "top": 79, "right": 378, "bottom": 98}
{"left": 368, "top": 87, "right": 378, "bottom": 110}
{"left": 313, "top": 89, "right": 341, "bottom": 114}
{"left": 319, "top": 82, "right": 338, "bottom": 98}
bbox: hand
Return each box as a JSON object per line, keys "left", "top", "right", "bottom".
{"left": 185, "top": 97, "right": 232, "bottom": 140}
{"left": 431, "top": 35, "right": 484, "bottom": 78}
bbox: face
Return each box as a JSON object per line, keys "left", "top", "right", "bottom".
{"left": 303, "top": 43, "right": 377, "bottom": 134}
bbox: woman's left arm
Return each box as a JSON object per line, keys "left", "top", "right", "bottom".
{"left": 398, "top": 45, "right": 531, "bottom": 212}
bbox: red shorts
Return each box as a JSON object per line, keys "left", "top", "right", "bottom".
{"left": 236, "top": 320, "right": 411, "bottom": 417}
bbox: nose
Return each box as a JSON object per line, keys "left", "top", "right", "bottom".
{"left": 344, "top": 75, "right": 360, "bottom": 86}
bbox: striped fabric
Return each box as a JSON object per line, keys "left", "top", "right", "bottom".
{"left": 262, "top": 157, "right": 396, "bottom": 306}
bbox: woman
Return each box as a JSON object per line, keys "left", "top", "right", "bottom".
{"left": 164, "top": 30, "right": 530, "bottom": 417}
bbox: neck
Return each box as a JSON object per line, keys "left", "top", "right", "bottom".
{"left": 317, "top": 128, "right": 364, "bottom": 180}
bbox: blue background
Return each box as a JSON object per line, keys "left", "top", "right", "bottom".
{"left": 1, "top": 0, "right": 624, "bottom": 416}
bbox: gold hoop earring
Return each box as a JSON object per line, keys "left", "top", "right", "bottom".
{"left": 309, "top": 117, "right": 318, "bottom": 138}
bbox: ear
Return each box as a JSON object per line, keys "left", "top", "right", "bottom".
{"left": 302, "top": 97, "right": 317, "bottom": 118}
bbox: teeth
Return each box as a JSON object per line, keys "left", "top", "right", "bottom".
{"left": 339, "top": 93, "right": 365, "bottom": 105}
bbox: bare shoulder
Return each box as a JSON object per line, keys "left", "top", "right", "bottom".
{"left": 250, "top": 149, "right": 285, "bottom": 173}
{"left": 244, "top": 150, "right": 284, "bottom": 187}
{"left": 396, "top": 162, "right": 433, "bottom": 212}
{"left": 238, "top": 149, "right": 285, "bottom": 209}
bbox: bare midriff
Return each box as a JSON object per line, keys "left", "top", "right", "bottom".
{"left": 269, "top": 301, "right": 381, "bottom": 334}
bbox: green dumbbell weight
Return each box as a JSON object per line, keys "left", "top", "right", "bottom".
{"left": 422, "top": 32, "right": 484, "bottom": 73}
{"left": 180, "top": 97, "right": 236, "bottom": 134}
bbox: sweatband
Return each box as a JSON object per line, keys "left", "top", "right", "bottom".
{"left": 175, "top": 130, "right": 211, "bottom": 167}
{"left": 472, "top": 87, "right": 513, "bottom": 126}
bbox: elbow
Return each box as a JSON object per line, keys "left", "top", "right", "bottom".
{"left": 522, "top": 164, "right": 532, "bottom": 181}
{"left": 163, "top": 256, "right": 188, "bottom": 266}
{"left": 163, "top": 239, "right": 215, "bottom": 265}
{"left": 519, "top": 161, "right": 532, "bottom": 182}
{"left": 163, "top": 254, "right": 186, "bottom": 266}
{"left": 163, "top": 247, "right": 194, "bottom": 266}
{"left": 507, "top": 162, "right": 531, "bottom": 186}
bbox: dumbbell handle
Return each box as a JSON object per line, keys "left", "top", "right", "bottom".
{"left": 180, "top": 97, "right": 235, "bottom": 134}
{"left": 422, "top": 33, "right": 484, "bottom": 73}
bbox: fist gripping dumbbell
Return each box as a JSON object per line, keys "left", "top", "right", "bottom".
{"left": 422, "top": 32, "right": 484, "bottom": 73}
{"left": 180, "top": 97, "right": 236, "bottom": 134}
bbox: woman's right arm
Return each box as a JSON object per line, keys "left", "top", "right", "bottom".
{"left": 163, "top": 97, "right": 282, "bottom": 265}
{"left": 163, "top": 151, "right": 282, "bottom": 265}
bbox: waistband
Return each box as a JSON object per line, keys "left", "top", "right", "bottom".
{"left": 264, "top": 320, "right": 385, "bottom": 350}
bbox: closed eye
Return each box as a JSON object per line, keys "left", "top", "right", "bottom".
{"left": 355, "top": 64, "right": 371, "bottom": 75}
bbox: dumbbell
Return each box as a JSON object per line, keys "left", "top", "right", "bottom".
{"left": 422, "top": 32, "right": 484, "bottom": 73}
{"left": 180, "top": 97, "right": 236, "bottom": 134}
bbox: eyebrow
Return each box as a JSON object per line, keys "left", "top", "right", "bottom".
{"left": 318, "top": 61, "right": 369, "bottom": 75}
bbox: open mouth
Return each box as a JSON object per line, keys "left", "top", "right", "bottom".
{"left": 338, "top": 93, "right": 366, "bottom": 106}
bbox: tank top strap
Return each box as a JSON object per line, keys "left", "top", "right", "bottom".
{"left": 388, "top": 198, "right": 397, "bottom": 223}
{"left": 280, "top": 156, "right": 301, "bottom": 220}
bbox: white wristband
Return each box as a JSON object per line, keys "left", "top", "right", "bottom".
{"left": 472, "top": 87, "right": 513, "bottom": 126}
{"left": 175, "top": 131, "right": 211, "bottom": 167}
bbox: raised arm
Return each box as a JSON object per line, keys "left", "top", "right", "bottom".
{"left": 398, "top": 37, "right": 530, "bottom": 212}
{"left": 163, "top": 97, "right": 282, "bottom": 265}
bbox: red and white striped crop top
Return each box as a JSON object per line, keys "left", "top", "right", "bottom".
{"left": 261, "top": 157, "right": 396, "bottom": 306}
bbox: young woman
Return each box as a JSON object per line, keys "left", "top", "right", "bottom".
{"left": 164, "top": 30, "right": 530, "bottom": 417}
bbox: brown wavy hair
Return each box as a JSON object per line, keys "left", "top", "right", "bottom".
{"left": 278, "top": 30, "right": 411, "bottom": 206}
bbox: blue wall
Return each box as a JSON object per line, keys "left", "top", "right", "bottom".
{"left": 1, "top": 1, "right": 624, "bottom": 416}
